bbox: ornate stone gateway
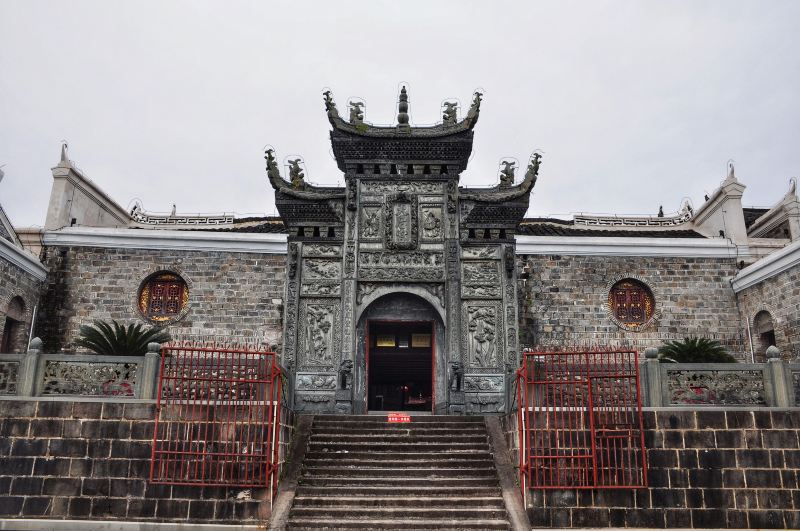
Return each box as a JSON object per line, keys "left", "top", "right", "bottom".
{"left": 267, "top": 87, "right": 541, "bottom": 414}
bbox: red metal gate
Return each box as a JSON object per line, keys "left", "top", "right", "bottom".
{"left": 516, "top": 349, "right": 647, "bottom": 490}
{"left": 150, "top": 345, "right": 283, "bottom": 490}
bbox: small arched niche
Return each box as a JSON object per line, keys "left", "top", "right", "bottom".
{"left": 753, "top": 310, "right": 776, "bottom": 362}
{"left": 1, "top": 296, "right": 27, "bottom": 353}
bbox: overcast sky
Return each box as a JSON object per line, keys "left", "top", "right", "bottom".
{"left": 1, "top": 0, "right": 799, "bottom": 227}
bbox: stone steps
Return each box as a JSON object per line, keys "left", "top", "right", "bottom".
{"left": 287, "top": 414, "right": 510, "bottom": 530}
{"left": 286, "top": 517, "right": 510, "bottom": 530}
{"left": 293, "top": 495, "right": 506, "bottom": 508}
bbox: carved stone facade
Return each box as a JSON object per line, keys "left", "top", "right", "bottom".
{"left": 270, "top": 88, "right": 538, "bottom": 414}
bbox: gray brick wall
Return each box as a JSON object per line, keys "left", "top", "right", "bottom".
{"left": 736, "top": 262, "right": 800, "bottom": 360}
{"left": 0, "top": 258, "right": 43, "bottom": 353}
{"left": 517, "top": 255, "right": 745, "bottom": 354}
{"left": 0, "top": 400, "right": 270, "bottom": 523}
{"left": 503, "top": 409, "right": 800, "bottom": 529}
{"left": 35, "top": 246, "right": 285, "bottom": 353}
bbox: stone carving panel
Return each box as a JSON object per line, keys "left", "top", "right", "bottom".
{"left": 300, "top": 282, "right": 341, "bottom": 297}
{"left": 0, "top": 361, "right": 19, "bottom": 395}
{"left": 466, "top": 394, "right": 504, "bottom": 413}
{"left": 462, "top": 246, "right": 499, "bottom": 259}
{"left": 303, "top": 244, "right": 342, "bottom": 258}
{"left": 462, "top": 260, "right": 502, "bottom": 299}
{"left": 302, "top": 259, "right": 341, "bottom": 281}
{"left": 462, "top": 302, "right": 502, "bottom": 369}
{"left": 299, "top": 299, "right": 341, "bottom": 369}
{"left": 296, "top": 373, "right": 337, "bottom": 391}
{"left": 360, "top": 207, "right": 382, "bottom": 240}
{"left": 40, "top": 360, "right": 138, "bottom": 397}
{"left": 295, "top": 392, "right": 335, "bottom": 412}
{"left": 463, "top": 374, "right": 504, "bottom": 392}
{"left": 384, "top": 192, "right": 418, "bottom": 250}
{"left": 666, "top": 369, "right": 766, "bottom": 405}
{"left": 420, "top": 206, "right": 444, "bottom": 241}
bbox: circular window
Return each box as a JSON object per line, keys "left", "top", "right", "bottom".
{"left": 608, "top": 279, "right": 655, "bottom": 331}
{"left": 138, "top": 272, "right": 189, "bottom": 323}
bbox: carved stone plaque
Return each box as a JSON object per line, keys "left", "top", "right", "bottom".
{"left": 360, "top": 207, "right": 382, "bottom": 240}
{"left": 420, "top": 206, "right": 444, "bottom": 241}
{"left": 385, "top": 192, "right": 418, "bottom": 250}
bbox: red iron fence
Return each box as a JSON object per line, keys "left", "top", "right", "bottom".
{"left": 150, "top": 344, "right": 284, "bottom": 492}
{"left": 516, "top": 349, "right": 647, "bottom": 490}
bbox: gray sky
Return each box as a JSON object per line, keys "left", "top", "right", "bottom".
{"left": 1, "top": 0, "right": 799, "bottom": 227}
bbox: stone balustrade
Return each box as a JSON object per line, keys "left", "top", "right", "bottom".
{"left": 639, "top": 345, "right": 800, "bottom": 407}
{"left": 0, "top": 339, "right": 161, "bottom": 400}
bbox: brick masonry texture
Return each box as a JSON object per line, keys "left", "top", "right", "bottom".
{"left": 0, "top": 258, "right": 43, "bottom": 353}
{"left": 0, "top": 399, "right": 270, "bottom": 523}
{"left": 505, "top": 409, "right": 800, "bottom": 529}
{"left": 517, "top": 255, "right": 746, "bottom": 353}
{"left": 736, "top": 262, "right": 800, "bottom": 360}
{"left": 35, "top": 246, "right": 285, "bottom": 353}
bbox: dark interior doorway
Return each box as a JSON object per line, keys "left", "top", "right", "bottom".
{"left": 367, "top": 320, "right": 434, "bottom": 412}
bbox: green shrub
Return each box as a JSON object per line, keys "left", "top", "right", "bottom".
{"left": 658, "top": 337, "right": 737, "bottom": 363}
{"left": 74, "top": 320, "right": 170, "bottom": 356}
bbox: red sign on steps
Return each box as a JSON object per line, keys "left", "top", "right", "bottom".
{"left": 387, "top": 412, "right": 411, "bottom": 423}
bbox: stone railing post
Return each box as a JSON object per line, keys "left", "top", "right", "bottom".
{"left": 138, "top": 342, "right": 162, "bottom": 399}
{"left": 765, "top": 345, "right": 792, "bottom": 407}
{"left": 18, "top": 337, "right": 42, "bottom": 396}
{"left": 640, "top": 347, "right": 663, "bottom": 407}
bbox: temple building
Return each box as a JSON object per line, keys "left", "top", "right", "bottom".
{"left": 2, "top": 86, "right": 799, "bottom": 415}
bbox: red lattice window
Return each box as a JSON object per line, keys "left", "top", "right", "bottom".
{"left": 139, "top": 273, "right": 188, "bottom": 322}
{"left": 609, "top": 279, "right": 654, "bottom": 327}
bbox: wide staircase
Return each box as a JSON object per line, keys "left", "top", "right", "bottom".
{"left": 286, "top": 414, "right": 511, "bottom": 530}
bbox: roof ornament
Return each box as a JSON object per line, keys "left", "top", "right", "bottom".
{"left": 442, "top": 102, "right": 458, "bottom": 126}
{"left": 323, "top": 90, "right": 340, "bottom": 121}
{"left": 465, "top": 91, "right": 483, "bottom": 126}
{"left": 658, "top": 206, "right": 664, "bottom": 217}
{"left": 348, "top": 100, "right": 364, "bottom": 125}
{"left": 288, "top": 158, "right": 306, "bottom": 189}
{"left": 265, "top": 148, "right": 281, "bottom": 181}
{"left": 525, "top": 152, "right": 542, "bottom": 187}
{"left": 397, "top": 86, "right": 410, "bottom": 131}
{"left": 499, "top": 160, "right": 516, "bottom": 187}
{"left": 726, "top": 159, "right": 737, "bottom": 182}
{"left": 789, "top": 177, "right": 797, "bottom": 197}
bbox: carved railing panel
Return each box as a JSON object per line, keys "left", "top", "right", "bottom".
{"left": 0, "top": 356, "right": 20, "bottom": 395}
{"left": 663, "top": 365, "right": 767, "bottom": 406}
{"left": 39, "top": 355, "right": 141, "bottom": 397}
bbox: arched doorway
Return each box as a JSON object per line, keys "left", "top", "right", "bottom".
{"left": 1, "top": 296, "right": 27, "bottom": 353}
{"left": 753, "top": 310, "right": 776, "bottom": 361}
{"left": 355, "top": 292, "right": 446, "bottom": 414}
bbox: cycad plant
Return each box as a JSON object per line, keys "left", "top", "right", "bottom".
{"left": 74, "top": 320, "right": 171, "bottom": 356}
{"left": 658, "top": 337, "right": 737, "bottom": 363}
